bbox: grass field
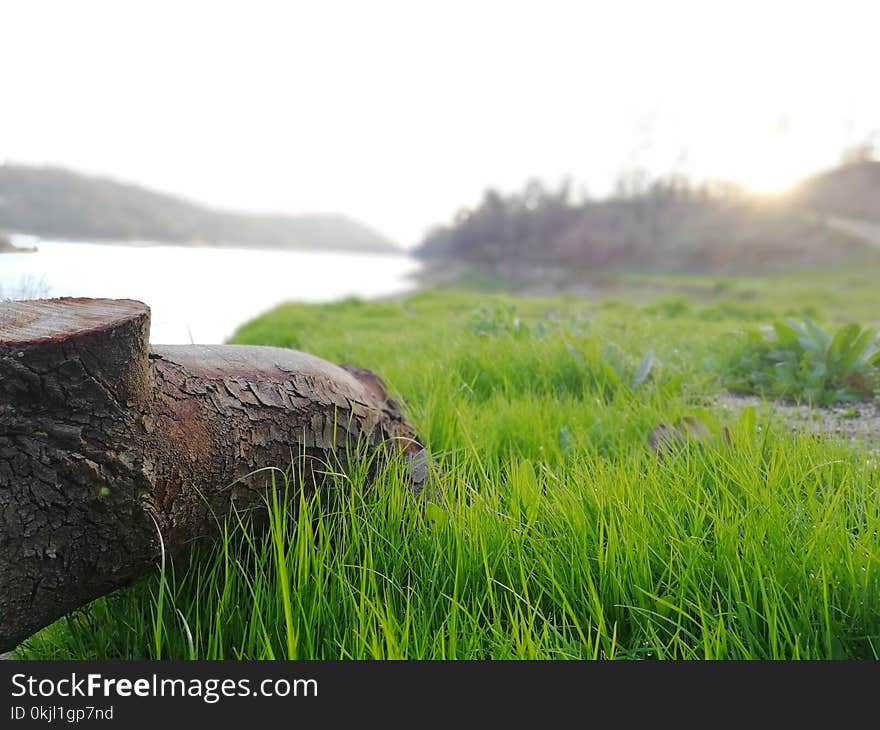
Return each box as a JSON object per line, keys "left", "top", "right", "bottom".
{"left": 16, "top": 267, "right": 880, "bottom": 659}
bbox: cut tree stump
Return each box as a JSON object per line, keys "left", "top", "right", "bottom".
{"left": 0, "top": 298, "right": 426, "bottom": 651}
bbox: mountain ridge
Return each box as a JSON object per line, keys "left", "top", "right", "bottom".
{"left": 0, "top": 165, "right": 400, "bottom": 253}
{"left": 792, "top": 159, "right": 880, "bottom": 223}
{"left": 415, "top": 160, "right": 880, "bottom": 275}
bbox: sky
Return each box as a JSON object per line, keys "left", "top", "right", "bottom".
{"left": 1, "top": 0, "right": 878, "bottom": 247}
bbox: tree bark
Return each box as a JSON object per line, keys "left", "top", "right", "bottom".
{"left": 0, "top": 297, "right": 424, "bottom": 652}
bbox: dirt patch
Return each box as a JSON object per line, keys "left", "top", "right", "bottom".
{"left": 713, "top": 393, "right": 880, "bottom": 447}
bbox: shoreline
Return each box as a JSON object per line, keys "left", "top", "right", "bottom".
{"left": 2, "top": 232, "right": 403, "bottom": 256}
{"left": 0, "top": 241, "right": 37, "bottom": 254}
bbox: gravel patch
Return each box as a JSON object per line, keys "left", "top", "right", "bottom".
{"left": 714, "top": 393, "right": 880, "bottom": 447}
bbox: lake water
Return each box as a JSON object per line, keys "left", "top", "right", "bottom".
{"left": 0, "top": 239, "right": 422, "bottom": 344}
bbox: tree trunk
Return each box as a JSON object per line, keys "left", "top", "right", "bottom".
{"left": 0, "top": 297, "right": 424, "bottom": 652}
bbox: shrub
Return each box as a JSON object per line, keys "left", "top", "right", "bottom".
{"left": 727, "top": 318, "right": 880, "bottom": 404}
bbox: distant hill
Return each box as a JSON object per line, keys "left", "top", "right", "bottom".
{"left": 792, "top": 160, "right": 880, "bottom": 222}
{"left": 0, "top": 165, "right": 400, "bottom": 253}
{"left": 416, "top": 176, "right": 872, "bottom": 276}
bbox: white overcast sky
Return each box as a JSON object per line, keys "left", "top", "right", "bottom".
{"left": 1, "top": 0, "right": 878, "bottom": 246}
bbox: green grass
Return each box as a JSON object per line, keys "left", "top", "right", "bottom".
{"left": 16, "top": 268, "right": 880, "bottom": 659}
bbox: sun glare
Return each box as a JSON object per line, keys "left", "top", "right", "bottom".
{"left": 720, "top": 142, "right": 830, "bottom": 196}
{"left": 737, "top": 167, "right": 802, "bottom": 195}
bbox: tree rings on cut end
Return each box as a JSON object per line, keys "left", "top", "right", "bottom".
{"left": 0, "top": 298, "right": 150, "bottom": 345}
{"left": 0, "top": 298, "right": 152, "bottom": 407}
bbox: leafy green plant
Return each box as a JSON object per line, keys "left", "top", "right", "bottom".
{"left": 468, "top": 304, "right": 525, "bottom": 336}
{"left": 599, "top": 344, "right": 657, "bottom": 392}
{"left": 728, "top": 318, "right": 880, "bottom": 404}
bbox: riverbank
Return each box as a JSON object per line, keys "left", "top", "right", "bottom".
{"left": 0, "top": 236, "right": 37, "bottom": 253}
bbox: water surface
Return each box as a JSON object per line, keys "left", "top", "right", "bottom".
{"left": 0, "top": 239, "right": 421, "bottom": 343}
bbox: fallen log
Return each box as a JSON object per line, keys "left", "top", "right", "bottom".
{"left": 0, "top": 297, "right": 425, "bottom": 652}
